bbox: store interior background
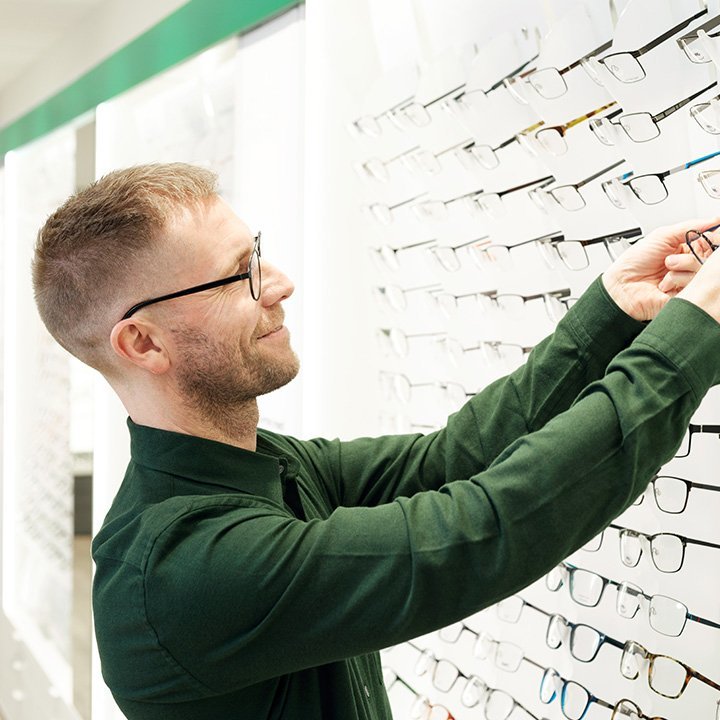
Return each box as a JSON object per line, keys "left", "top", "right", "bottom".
{"left": 2, "top": 0, "right": 720, "bottom": 719}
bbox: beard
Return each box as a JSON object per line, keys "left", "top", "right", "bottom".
{"left": 171, "top": 322, "right": 300, "bottom": 437}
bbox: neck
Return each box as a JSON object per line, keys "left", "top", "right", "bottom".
{"left": 120, "top": 386, "right": 261, "bottom": 451}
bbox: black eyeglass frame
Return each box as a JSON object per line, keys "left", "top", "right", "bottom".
{"left": 599, "top": 8, "right": 708, "bottom": 83}
{"left": 121, "top": 232, "right": 262, "bottom": 321}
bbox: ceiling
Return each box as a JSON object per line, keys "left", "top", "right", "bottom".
{"left": 0, "top": 0, "right": 112, "bottom": 91}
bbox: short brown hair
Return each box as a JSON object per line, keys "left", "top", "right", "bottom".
{"left": 32, "top": 163, "right": 218, "bottom": 375}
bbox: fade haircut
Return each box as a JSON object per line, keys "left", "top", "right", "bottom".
{"left": 32, "top": 163, "right": 218, "bottom": 376}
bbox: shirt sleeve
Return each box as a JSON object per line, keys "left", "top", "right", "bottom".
{"left": 295, "top": 275, "right": 647, "bottom": 507}
{"left": 138, "top": 297, "right": 720, "bottom": 695}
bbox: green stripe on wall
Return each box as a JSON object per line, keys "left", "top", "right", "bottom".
{"left": 0, "top": 0, "right": 300, "bottom": 156}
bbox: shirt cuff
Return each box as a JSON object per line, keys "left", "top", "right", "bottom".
{"left": 561, "top": 275, "right": 647, "bottom": 361}
{"left": 635, "top": 297, "right": 720, "bottom": 401}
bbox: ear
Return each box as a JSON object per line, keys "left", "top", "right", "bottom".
{"left": 110, "top": 319, "right": 171, "bottom": 375}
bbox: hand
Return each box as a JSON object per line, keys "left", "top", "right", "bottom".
{"left": 677, "top": 236, "right": 720, "bottom": 324}
{"left": 602, "top": 217, "right": 720, "bottom": 322}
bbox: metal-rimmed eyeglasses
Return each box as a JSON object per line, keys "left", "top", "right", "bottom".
{"left": 121, "top": 232, "right": 261, "bottom": 321}
{"left": 599, "top": 7, "right": 707, "bottom": 83}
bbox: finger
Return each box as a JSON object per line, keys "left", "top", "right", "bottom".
{"left": 659, "top": 270, "right": 697, "bottom": 292}
{"left": 665, "top": 253, "right": 702, "bottom": 271}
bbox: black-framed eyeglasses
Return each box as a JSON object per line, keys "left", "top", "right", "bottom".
{"left": 686, "top": 226, "right": 720, "bottom": 265}
{"left": 536, "top": 227, "right": 642, "bottom": 271}
{"left": 545, "top": 612, "right": 623, "bottom": 663}
{"left": 121, "top": 232, "right": 261, "bottom": 321}
{"left": 590, "top": 81, "right": 716, "bottom": 144}
{"left": 589, "top": 522, "right": 720, "bottom": 574}
{"left": 633, "top": 473, "right": 720, "bottom": 514}
{"left": 599, "top": 7, "right": 708, "bottom": 83}
{"left": 674, "top": 421, "right": 720, "bottom": 456}
{"left": 602, "top": 151, "right": 720, "bottom": 208}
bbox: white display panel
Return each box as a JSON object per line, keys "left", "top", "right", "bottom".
{"left": 347, "top": 0, "right": 720, "bottom": 718}
{"left": 1, "top": 129, "right": 81, "bottom": 720}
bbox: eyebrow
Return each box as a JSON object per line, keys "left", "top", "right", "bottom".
{"left": 223, "top": 243, "right": 252, "bottom": 277}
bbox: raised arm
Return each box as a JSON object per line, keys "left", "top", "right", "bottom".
{"left": 299, "top": 217, "right": 719, "bottom": 507}
{"left": 121, "top": 295, "right": 720, "bottom": 699}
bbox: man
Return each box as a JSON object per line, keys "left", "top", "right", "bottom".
{"left": 32, "top": 163, "right": 720, "bottom": 719}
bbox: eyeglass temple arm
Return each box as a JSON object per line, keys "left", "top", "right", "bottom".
{"left": 636, "top": 7, "right": 707, "bottom": 54}
{"left": 656, "top": 81, "right": 717, "bottom": 122}
{"left": 688, "top": 612, "right": 720, "bottom": 630}
{"left": 121, "top": 271, "right": 251, "bottom": 320}
{"left": 679, "top": 11, "right": 720, "bottom": 41}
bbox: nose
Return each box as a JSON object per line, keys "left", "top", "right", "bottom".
{"left": 259, "top": 259, "right": 294, "bottom": 307}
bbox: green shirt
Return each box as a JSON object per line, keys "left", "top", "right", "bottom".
{"left": 92, "top": 278, "right": 720, "bottom": 720}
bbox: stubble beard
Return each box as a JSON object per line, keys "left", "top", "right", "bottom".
{"left": 172, "top": 324, "right": 300, "bottom": 438}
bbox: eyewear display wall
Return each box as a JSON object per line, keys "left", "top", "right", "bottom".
{"left": 358, "top": 5, "right": 720, "bottom": 720}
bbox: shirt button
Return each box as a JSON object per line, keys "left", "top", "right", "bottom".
{"left": 364, "top": 685, "right": 370, "bottom": 698}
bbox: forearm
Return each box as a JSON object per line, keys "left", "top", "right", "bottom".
{"left": 148, "top": 298, "right": 720, "bottom": 692}
{"left": 313, "top": 276, "right": 645, "bottom": 507}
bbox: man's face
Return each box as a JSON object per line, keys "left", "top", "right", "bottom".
{"left": 160, "top": 198, "right": 299, "bottom": 424}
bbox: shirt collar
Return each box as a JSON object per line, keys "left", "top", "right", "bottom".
{"left": 127, "top": 418, "right": 289, "bottom": 505}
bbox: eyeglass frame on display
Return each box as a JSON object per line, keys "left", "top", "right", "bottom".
{"left": 430, "top": 288, "right": 499, "bottom": 317}
{"left": 539, "top": 665, "right": 614, "bottom": 720}
{"left": 632, "top": 473, "right": 720, "bottom": 514}
{"left": 349, "top": 95, "right": 415, "bottom": 138}
{"left": 388, "top": 83, "right": 466, "bottom": 131}
{"left": 382, "top": 667, "right": 456, "bottom": 720}
{"left": 674, "top": 421, "right": 720, "bottom": 457}
{"left": 427, "top": 235, "right": 490, "bottom": 272}
{"left": 540, "top": 159, "right": 625, "bottom": 212}
{"left": 121, "top": 232, "right": 261, "bottom": 321}
{"left": 412, "top": 188, "right": 485, "bottom": 222}
{"left": 373, "top": 282, "right": 442, "bottom": 312}
{"left": 365, "top": 192, "right": 428, "bottom": 226}
{"left": 677, "top": 12, "right": 720, "bottom": 63}
{"left": 690, "top": 92, "right": 720, "bottom": 134}
{"left": 587, "top": 521, "right": 720, "bottom": 574}
{"left": 442, "top": 54, "right": 540, "bottom": 117}
{"left": 601, "top": 151, "right": 720, "bottom": 208}
{"left": 469, "top": 175, "right": 555, "bottom": 219}
{"left": 620, "top": 639, "right": 720, "bottom": 699}
{"left": 369, "top": 238, "right": 437, "bottom": 272}
{"left": 546, "top": 560, "right": 720, "bottom": 637}
{"left": 611, "top": 698, "right": 668, "bottom": 720}
{"left": 533, "top": 101, "right": 617, "bottom": 156}
{"left": 437, "top": 622, "right": 530, "bottom": 673}
{"left": 545, "top": 612, "right": 624, "bottom": 663}
{"left": 536, "top": 227, "right": 642, "bottom": 271}
{"left": 599, "top": 7, "right": 708, "bottom": 83}
{"left": 589, "top": 81, "right": 716, "bottom": 145}
{"left": 523, "top": 38, "right": 614, "bottom": 100}
{"left": 357, "top": 144, "right": 421, "bottom": 182}
{"left": 494, "top": 288, "right": 572, "bottom": 322}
